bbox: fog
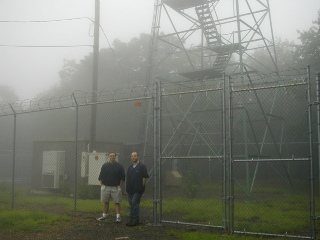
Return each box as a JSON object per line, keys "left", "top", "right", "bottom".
{"left": 0, "top": 0, "right": 319, "bottom": 100}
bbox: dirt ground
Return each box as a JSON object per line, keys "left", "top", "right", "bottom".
{"left": 0, "top": 213, "right": 163, "bottom": 240}
{"left": 0, "top": 199, "right": 308, "bottom": 240}
{"left": 0, "top": 211, "right": 226, "bottom": 240}
{"left": 0, "top": 211, "right": 307, "bottom": 240}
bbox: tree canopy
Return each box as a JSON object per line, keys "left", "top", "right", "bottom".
{"left": 35, "top": 9, "right": 320, "bottom": 99}
{"left": 0, "top": 86, "right": 19, "bottom": 103}
{"left": 295, "top": 9, "right": 320, "bottom": 75}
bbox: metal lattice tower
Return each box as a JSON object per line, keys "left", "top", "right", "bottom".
{"left": 143, "top": 0, "right": 281, "bottom": 163}
{"left": 143, "top": 0, "right": 282, "bottom": 204}
{"left": 143, "top": 1, "right": 314, "bottom": 231}
{"left": 146, "top": 0, "right": 279, "bottom": 83}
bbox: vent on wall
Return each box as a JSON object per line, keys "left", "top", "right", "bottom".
{"left": 41, "top": 151, "right": 65, "bottom": 189}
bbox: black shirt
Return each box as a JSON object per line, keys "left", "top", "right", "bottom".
{"left": 126, "top": 163, "right": 149, "bottom": 194}
{"left": 98, "top": 162, "right": 125, "bottom": 186}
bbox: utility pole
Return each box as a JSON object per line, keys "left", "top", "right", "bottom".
{"left": 89, "top": 0, "right": 100, "bottom": 152}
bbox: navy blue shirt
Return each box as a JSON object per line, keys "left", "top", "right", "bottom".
{"left": 98, "top": 162, "right": 125, "bottom": 186}
{"left": 126, "top": 163, "right": 149, "bottom": 194}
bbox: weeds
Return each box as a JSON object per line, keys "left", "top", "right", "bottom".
{"left": 0, "top": 207, "right": 70, "bottom": 232}
{"left": 167, "top": 230, "right": 265, "bottom": 240}
{"left": 1, "top": 181, "right": 317, "bottom": 237}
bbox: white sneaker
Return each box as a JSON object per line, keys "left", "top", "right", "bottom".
{"left": 97, "top": 216, "right": 107, "bottom": 221}
{"left": 115, "top": 216, "right": 121, "bottom": 223}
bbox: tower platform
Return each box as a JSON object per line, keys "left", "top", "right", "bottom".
{"left": 163, "top": 0, "right": 216, "bottom": 11}
{"left": 179, "top": 68, "right": 222, "bottom": 80}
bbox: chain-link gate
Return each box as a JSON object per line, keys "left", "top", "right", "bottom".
{"left": 155, "top": 79, "right": 225, "bottom": 228}
{"left": 228, "top": 69, "right": 316, "bottom": 239}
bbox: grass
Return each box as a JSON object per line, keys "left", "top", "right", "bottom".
{"left": 0, "top": 206, "right": 70, "bottom": 233}
{"left": 167, "top": 230, "right": 267, "bottom": 240}
{"left": 162, "top": 198, "right": 223, "bottom": 224}
{"left": 234, "top": 196, "right": 310, "bottom": 234}
{"left": 161, "top": 195, "right": 316, "bottom": 235}
{"left": 1, "top": 181, "right": 318, "bottom": 238}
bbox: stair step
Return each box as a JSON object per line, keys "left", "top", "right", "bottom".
{"left": 216, "top": 57, "right": 229, "bottom": 61}
{"left": 198, "top": 13, "right": 211, "bottom": 18}
{"left": 164, "top": 0, "right": 215, "bottom": 11}
{"left": 217, "top": 52, "right": 230, "bottom": 56}
{"left": 197, "top": 6, "right": 209, "bottom": 11}
{"left": 195, "top": 2, "right": 223, "bottom": 48}
{"left": 195, "top": 4, "right": 209, "bottom": 10}
{"left": 205, "top": 29, "right": 218, "bottom": 34}
{"left": 208, "top": 38, "right": 219, "bottom": 41}
{"left": 198, "top": 11, "right": 210, "bottom": 15}
{"left": 201, "top": 16, "right": 212, "bottom": 20}
{"left": 216, "top": 58, "right": 229, "bottom": 62}
{"left": 203, "top": 24, "right": 215, "bottom": 28}
{"left": 208, "top": 39, "right": 219, "bottom": 43}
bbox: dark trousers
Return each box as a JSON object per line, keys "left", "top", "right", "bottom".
{"left": 128, "top": 192, "right": 142, "bottom": 221}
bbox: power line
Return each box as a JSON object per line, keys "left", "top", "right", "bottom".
{"left": 0, "top": 17, "right": 94, "bottom": 48}
{"left": 0, "top": 44, "right": 93, "bottom": 48}
{"left": 99, "top": 24, "right": 129, "bottom": 80}
{"left": 0, "top": 16, "right": 128, "bottom": 77}
{"left": 0, "top": 17, "right": 93, "bottom": 23}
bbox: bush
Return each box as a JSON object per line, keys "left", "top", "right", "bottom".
{"left": 182, "top": 171, "right": 201, "bottom": 198}
{"left": 77, "top": 180, "right": 100, "bottom": 199}
{"left": 59, "top": 181, "right": 71, "bottom": 197}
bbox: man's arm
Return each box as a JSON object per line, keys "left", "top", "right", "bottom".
{"left": 98, "top": 164, "right": 104, "bottom": 185}
{"left": 142, "top": 178, "right": 146, "bottom": 187}
{"left": 120, "top": 164, "right": 125, "bottom": 188}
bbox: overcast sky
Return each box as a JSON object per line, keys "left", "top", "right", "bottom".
{"left": 0, "top": 0, "right": 319, "bottom": 100}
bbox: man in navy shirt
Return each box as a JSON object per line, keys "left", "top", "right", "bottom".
{"left": 126, "top": 152, "right": 149, "bottom": 226}
{"left": 97, "top": 152, "right": 125, "bottom": 223}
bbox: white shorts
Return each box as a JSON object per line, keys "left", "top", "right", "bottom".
{"left": 101, "top": 185, "right": 122, "bottom": 203}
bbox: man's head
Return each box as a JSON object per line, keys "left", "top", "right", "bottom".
{"left": 109, "top": 151, "right": 116, "bottom": 163}
{"left": 131, "top": 152, "right": 139, "bottom": 164}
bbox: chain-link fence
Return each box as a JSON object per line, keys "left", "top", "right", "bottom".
{"left": 151, "top": 68, "right": 318, "bottom": 239}
{"left": 0, "top": 68, "right": 318, "bottom": 238}
{"left": 0, "top": 87, "right": 155, "bottom": 222}
{"left": 229, "top": 71, "right": 314, "bottom": 238}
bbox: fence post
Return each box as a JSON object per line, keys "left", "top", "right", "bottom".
{"left": 307, "top": 65, "right": 316, "bottom": 239}
{"left": 153, "top": 80, "right": 161, "bottom": 225}
{"left": 222, "top": 73, "right": 227, "bottom": 230}
{"left": 72, "top": 93, "right": 79, "bottom": 213}
{"left": 9, "top": 104, "right": 16, "bottom": 209}
{"left": 316, "top": 71, "right": 320, "bottom": 202}
{"left": 315, "top": 70, "right": 320, "bottom": 240}
{"left": 227, "top": 75, "right": 234, "bottom": 234}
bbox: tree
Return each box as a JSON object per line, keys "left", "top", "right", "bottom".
{"left": 59, "top": 59, "right": 80, "bottom": 88}
{"left": 35, "top": 33, "right": 190, "bottom": 99}
{"left": 295, "top": 10, "right": 320, "bottom": 75}
{"left": 0, "top": 86, "right": 19, "bottom": 103}
{"left": 246, "top": 38, "right": 297, "bottom": 73}
{"left": 245, "top": 9, "right": 320, "bottom": 76}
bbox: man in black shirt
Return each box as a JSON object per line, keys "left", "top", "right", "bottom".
{"left": 97, "top": 152, "right": 125, "bottom": 223}
{"left": 126, "top": 152, "right": 149, "bottom": 226}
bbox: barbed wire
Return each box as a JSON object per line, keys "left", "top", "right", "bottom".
{"left": 0, "top": 85, "right": 151, "bottom": 116}
{"left": 0, "top": 68, "right": 309, "bottom": 116}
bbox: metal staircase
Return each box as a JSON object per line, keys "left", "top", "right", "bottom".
{"left": 195, "top": 3, "right": 234, "bottom": 74}
{"left": 195, "top": 3, "right": 221, "bottom": 47}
